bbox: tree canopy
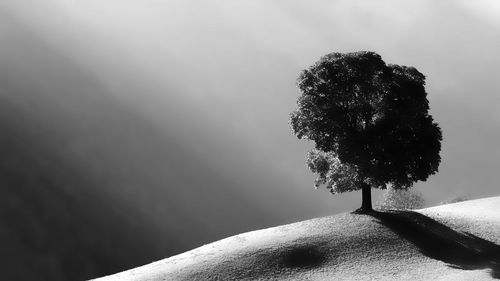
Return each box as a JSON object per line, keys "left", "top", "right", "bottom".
{"left": 290, "top": 51, "right": 442, "bottom": 210}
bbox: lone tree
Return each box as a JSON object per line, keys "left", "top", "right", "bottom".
{"left": 290, "top": 51, "right": 442, "bottom": 213}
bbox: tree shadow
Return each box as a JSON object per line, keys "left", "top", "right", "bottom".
{"left": 367, "top": 210, "right": 500, "bottom": 278}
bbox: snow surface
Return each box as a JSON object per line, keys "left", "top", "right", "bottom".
{"left": 93, "top": 196, "right": 500, "bottom": 281}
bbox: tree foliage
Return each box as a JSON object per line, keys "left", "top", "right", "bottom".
{"left": 290, "top": 51, "right": 442, "bottom": 194}
{"left": 378, "top": 187, "right": 425, "bottom": 210}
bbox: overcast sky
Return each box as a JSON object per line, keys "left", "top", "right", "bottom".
{"left": 2, "top": 0, "right": 500, "bottom": 230}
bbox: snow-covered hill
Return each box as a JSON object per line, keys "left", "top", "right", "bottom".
{"left": 93, "top": 197, "right": 500, "bottom": 281}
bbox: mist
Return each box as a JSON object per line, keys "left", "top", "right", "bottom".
{"left": 1, "top": 1, "right": 500, "bottom": 280}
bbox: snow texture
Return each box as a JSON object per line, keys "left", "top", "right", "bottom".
{"left": 93, "top": 196, "right": 500, "bottom": 281}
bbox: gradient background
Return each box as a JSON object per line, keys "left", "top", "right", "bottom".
{"left": 1, "top": 1, "right": 500, "bottom": 280}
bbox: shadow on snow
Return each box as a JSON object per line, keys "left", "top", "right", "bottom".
{"left": 366, "top": 210, "right": 500, "bottom": 279}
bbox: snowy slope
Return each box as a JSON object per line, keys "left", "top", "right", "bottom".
{"left": 93, "top": 196, "right": 500, "bottom": 281}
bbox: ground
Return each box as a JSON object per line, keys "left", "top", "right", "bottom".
{"left": 93, "top": 196, "right": 500, "bottom": 281}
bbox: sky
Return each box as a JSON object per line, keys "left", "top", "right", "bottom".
{"left": 1, "top": 0, "right": 500, "bottom": 276}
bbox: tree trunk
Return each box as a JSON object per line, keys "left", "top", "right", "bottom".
{"left": 359, "top": 183, "right": 373, "bottom": 213}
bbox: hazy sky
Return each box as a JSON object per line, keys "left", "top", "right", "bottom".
{"left": 2, "top": 0, "right": 500, "bottom": 227}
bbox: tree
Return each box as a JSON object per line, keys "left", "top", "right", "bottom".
{"left": 378, "top": 187, "right": 425, "bottom": 210}
{"left": 290, "top": 51, "right": 442, "bottom": 213}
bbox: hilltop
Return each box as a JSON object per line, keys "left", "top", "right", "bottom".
{"left": 94, "top": 197, "right": 500, "bottom": 281}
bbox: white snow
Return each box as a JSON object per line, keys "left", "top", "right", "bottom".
{"left": 93, "top": 196, "right": 500, "bottom": 281}
{"left": 420, "top": 197, "right": 500, "bottom": 244}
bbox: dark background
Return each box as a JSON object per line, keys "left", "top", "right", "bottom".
{"left": 1, "top": 1, "right": 500, "bottom": 280}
